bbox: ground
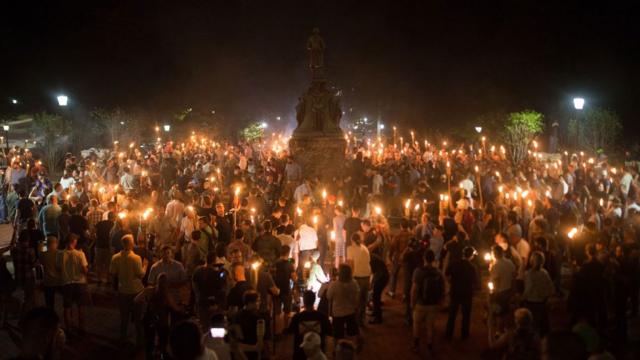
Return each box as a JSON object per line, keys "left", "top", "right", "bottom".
{"left": 1, "top": 225, "right": 639, "bottom": 359}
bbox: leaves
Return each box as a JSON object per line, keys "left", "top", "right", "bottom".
{"left": 503, "top": 110, "right": 544, "bottom": 167}
{"left": 241, "top": 122, "right": 265, "bottom": 142}
{"left": 568, "top": 107, "right": 621, "bottom": 153}
{"left": 31, "top": 112, "right": 68, "bottom": 172}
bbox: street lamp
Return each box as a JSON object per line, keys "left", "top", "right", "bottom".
{"left": 2, "top": 125, "right": 9, "bottom": 152}
{"left": 572, "top": 97, "right": 585, "bottom": 149}
{"left": 261, "top": 122, "right": 268, "bottom": 129}
{"left": 163, "top": 124, "right": 171, "bottom": 132}
{"left": 475, "top": 126, "right": 482, "bottom": 133}
{"left": 10, "top": 99, "right": 18, "bottom": 105}
{"left": 57, "top": 95, "right": 69, "bottom": 107}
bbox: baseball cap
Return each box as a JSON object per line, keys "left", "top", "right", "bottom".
{"left": 300, "top": 332, "right": 321, "bottom": 349}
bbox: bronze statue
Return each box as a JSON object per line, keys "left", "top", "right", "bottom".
{"left": 290, "top": 28, "right": 347, "bottom": 181}
{"left": 307, "top": 28, "right": 325, "bottom": 69}
{"left": 293, "top": 28, "right": 342, "bottom": 135}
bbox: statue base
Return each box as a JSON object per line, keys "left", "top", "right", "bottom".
{"left": 289, "top": 133, "right": 347, "bottom": 181}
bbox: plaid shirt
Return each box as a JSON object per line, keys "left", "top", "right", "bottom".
{"left": 11, "top": 245, "right": 36, "bottom": 285}
{"left": 86, "top": 209, "right": 104, "bottom": 234}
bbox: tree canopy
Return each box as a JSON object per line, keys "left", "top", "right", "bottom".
{"left": 503, "top": 110, "right": 544, "bottom": 166}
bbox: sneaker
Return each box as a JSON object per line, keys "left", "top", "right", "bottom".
{"left": 387, "top": 291, "right": 395, "bottom": 298}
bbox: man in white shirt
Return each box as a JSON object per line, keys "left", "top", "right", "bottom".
{"left": 346, "top": 233, "right": 371, "bottom": 326}
{"left": 372, "top": 170, "right": 384, "bottom": 195}
{"left": 294, "top": 179, "right": 313, "bottom": 205}
{"left": 459, "top": 175, "right": 475, "bottom": 199}
{"left": 164, "top": 192, "right": 185, "bottom": 229}
{"left": 295, "top": 221, "right": 318, "bottom": 275}
{"left": 508, "top": 226, "right": 531, "bottom": 272}
{"left": 620, "top": 169, "right": 634, "bottom": 200}
{"left": 110, "top": 235, "right": 145, "bottom": 344}
{"left": 119, "top": 166, "right": 136, "bottom": 194}
{"left": 277, "top": 224, "right": 297, "bottom": 265}
{"left": 60, "top": 233, "right": 89, "bottom": 332}
{"left": 489, "top": 245, "right": 516, "bottom": 335}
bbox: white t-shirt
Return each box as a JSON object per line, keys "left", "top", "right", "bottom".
{"left": 346, "top": 244, "right": 371, "bottom": 277}
{"left": 460, "top": 178, "right": 474, "bottom": 196}
{"left": 60, "top": 249, "right": 88, "bottom": 284}
{"left": 491, "top": 258, "right": 515, "bottom": 293}
{"left": 372, "top": 174, "right": 384, "bottom": 195}
{"left": 620, "top": 173, "right": 633, "bottom": 195}
{"left": 164, "top": 200, "right": 185, "bottom": 227}
{"left": 60, "top": 176, "right": 76, "bottom": 190}
{"left": 296, "top": 224, "right": 318, "bottom": 251}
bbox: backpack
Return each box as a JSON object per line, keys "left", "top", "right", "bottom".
{"left": 206, "top": 265, "right": 229, "bottom": 307}
{"left": 421, "top": 266, "right": 444, "bottom": 305}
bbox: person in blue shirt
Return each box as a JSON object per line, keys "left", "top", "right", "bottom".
{"left": 38, "top": 195, "right": 62, "bottom": 237}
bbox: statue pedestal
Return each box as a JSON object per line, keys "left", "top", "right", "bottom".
{"left": 289, "top": 133, "right": 346, "bottom": 181}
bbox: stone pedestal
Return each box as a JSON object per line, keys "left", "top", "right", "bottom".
{"left": 289, "top": 134, "right": 346, "bottom": 181}
{"left": 289, "top": 28, "right": 346, "bottom": 180}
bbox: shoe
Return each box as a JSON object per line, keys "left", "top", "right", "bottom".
{"left": 369, "top": 318, "right": 382, "bottom": 324}
{"left": 410, "top": 344, "right": 419, "bottom": 353}
{"left": 387, "top": 291, "right": 395, "bottom": 298}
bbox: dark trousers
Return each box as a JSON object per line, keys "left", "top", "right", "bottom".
{"left": 43, "top": 286, "right": 59, "bottom": 308}
{"left": 523, "top": 300, "right": 549, "bottom": 336}
{"left": 446, "top": 296, "right": 472, "bottom": 339}
{"left": 118, "top": 293, "right": 142, "bottom": 343}
{"left": 144, "top": 318, "right": 169, "bottom": 360}
{"left": 388, "top": 261, "right": 401, "bottom": 294}
{"left": 630, "top": 281, "right": 639, "bottom": 317}
{"left": 403, "top": 266, "right": 416, "bottom": 324}
{"left": 354, "top": 276, "right": 370, "bottom": 324}
{"left": 371, "top": 273, "right": 389, "bottom": 320}
{"left": 614, "top": 294, "right": 628, "bottom": 342}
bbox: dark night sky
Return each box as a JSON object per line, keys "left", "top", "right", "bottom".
{"left": 1, "top": 0, "right": 639, "bottom": 135}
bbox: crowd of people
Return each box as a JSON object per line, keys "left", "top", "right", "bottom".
{"left": 0, "top": 133, "right": 639, "bottom": 360}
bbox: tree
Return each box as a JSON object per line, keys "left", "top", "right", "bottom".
{"left": 31, "top": 112, "right": 69, "bottom": 173}
{"left": 240, "top": 122, "right": 266, "bottom": 142}
{"left": 503, "top": 110, "right": 544, "bottom": 167}
{"left": 568, "top": 107, "right": 621, "bottom": 154}
{"left": 90, "top": 108, "right": 133, "bottom": 145}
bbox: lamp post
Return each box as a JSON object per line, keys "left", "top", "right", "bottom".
{"left": 163, "top": 124, "right": 171, "bottom": 132}
{"left": 2, "top": 125, "right": 9, "bottom": 152}
{"left": 573, "top": 97, "right": 585, "bottom": 150}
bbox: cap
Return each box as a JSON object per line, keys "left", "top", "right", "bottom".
{"left": 299, "top": 331, "right": 321, "bottom": 349}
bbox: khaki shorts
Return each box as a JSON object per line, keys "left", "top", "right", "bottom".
{"left": 412, "top": 304, "right": 438, "bottom": 338}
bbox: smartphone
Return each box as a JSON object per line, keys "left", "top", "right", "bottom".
{"left": 210, "top": 327, "right": 226, "bottom": 338}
